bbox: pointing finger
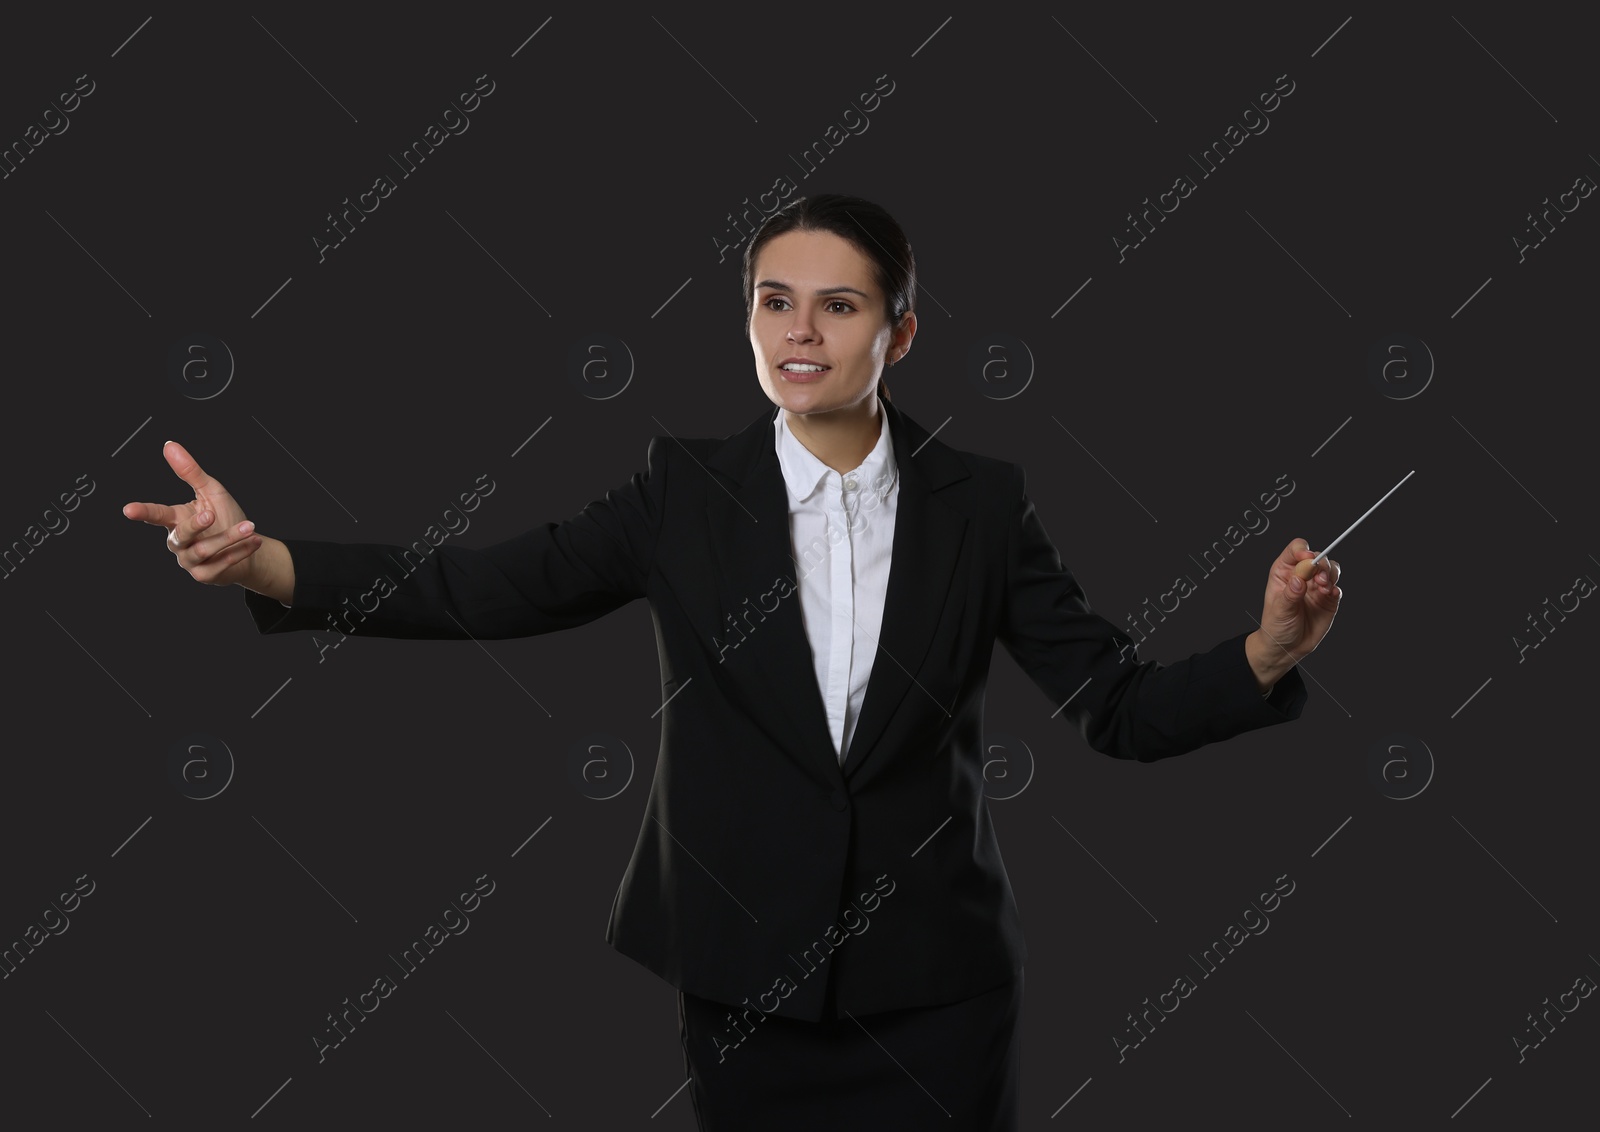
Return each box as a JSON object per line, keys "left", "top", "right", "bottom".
{"left": 123, "top": 500, "right": 178, "bottom": 528}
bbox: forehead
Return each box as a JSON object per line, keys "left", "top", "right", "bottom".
{"left": 753, "top": 229, "right": 877, "bottom": 291}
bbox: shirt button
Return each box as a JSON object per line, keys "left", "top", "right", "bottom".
{"left": 829, "top": 790, "right": 848, "bottom": 811}
{"left": 843, "top": 474, "right": 857, "bottom": 491}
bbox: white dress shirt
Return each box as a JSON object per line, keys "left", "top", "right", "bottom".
{"left": 773, "top": 408, "right": 900, "bottom": 765}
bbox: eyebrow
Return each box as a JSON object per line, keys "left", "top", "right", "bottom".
{"left": 755, "top": 279, "right": 872, "bottom": 299}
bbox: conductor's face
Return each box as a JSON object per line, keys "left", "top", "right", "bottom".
{"left": 749, "top": 229, "right": 907, "bottom": 418}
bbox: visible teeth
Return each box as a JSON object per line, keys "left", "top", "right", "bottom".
{"left": 782, "top": 363, "right": 827, "bottom": 372}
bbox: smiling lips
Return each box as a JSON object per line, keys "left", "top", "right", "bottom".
{"left": 778, "top": 359, "right": 830, "bottom": 383}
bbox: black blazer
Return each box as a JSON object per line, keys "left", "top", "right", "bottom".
{"left": 244, "top": 391, "right": 1306, "bottom": 1021}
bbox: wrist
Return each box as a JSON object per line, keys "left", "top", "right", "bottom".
{"left": 239, "top": 536, "right": 294, "bottom": 606}
{"left": 1245, "top": 629, "right": 1295, "bottom": 695}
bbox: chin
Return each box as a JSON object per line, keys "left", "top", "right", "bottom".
{"left": 788, "top": 392, "right": 867, "bottom": 419}
{"left": 772, "top": 387, "right": 819, "bottom": 411}
{"left": 767, "top": 375, "right": 816, "bottom": 398}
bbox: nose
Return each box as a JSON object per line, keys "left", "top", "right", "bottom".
{"left": 786, "top": 309, "right": 818, "bottom": 344}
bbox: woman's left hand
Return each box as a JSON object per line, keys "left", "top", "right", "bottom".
{"left": 1257, "top": 538, "right": 1342, "bottom": 666}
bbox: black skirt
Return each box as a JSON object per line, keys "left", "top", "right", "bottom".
{"left": 677, "top": 967, "right": 1023, "bottom": 1130}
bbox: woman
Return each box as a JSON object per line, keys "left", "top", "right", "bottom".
{"left": 124, "top": 194, "right": 1341, "bottom": 1130}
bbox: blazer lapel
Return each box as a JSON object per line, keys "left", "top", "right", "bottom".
{"left": 703, "top": 404, "right": 841, "bottom": 785}
{"left": 842, "top": 397, "right": 969, "bottom": 781}
{"left": 701, "top": 393, "right": 971, "bottom": 787}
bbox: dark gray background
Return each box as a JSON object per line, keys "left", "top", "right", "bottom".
{"left": 1, "top": 7, "right": 1592, "bottom": 1127}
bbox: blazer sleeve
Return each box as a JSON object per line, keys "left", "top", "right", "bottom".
{"left": 240, "top": 434, "right": 668, "bottom": 641}
{"left": 996, "top": 464, "right": 1307, "bottom": 763}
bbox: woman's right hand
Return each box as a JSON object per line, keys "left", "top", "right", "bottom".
{"left": 122, "top": 441, "right": 264, "bottom": 587}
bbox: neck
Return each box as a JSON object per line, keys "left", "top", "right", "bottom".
{"left": 784, "top": 392, "right": 885, "bottom": 474}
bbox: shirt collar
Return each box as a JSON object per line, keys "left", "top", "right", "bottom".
{"left": 773, "top": 405, "right": 898, "bottom": 506}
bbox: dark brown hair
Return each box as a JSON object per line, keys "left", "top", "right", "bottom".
{"left": 742, "top": 194, "right": 916, "bottom": 402}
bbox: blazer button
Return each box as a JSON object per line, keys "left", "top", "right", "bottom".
{"left": 829, "top": 790, "right": 848, "bottom": 811}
